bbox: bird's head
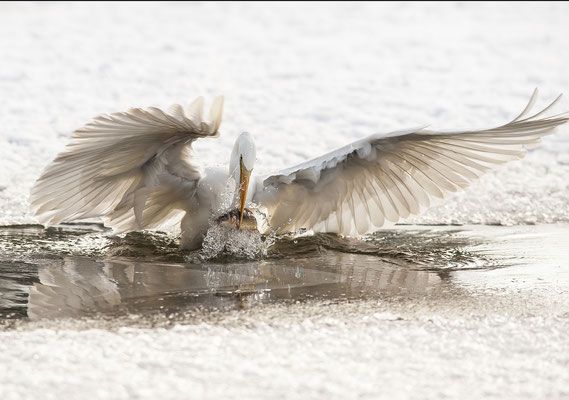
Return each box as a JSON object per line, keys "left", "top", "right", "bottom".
{"left": 230, "top": 132, "right": 256, "bottom": 228}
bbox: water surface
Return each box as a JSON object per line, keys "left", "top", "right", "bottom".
{"left": 1, "top": 223, "right": 567, "bottom": 326}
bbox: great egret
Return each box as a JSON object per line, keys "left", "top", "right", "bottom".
{"left": 30, "top": 90, "right": 568, "bottom": 249}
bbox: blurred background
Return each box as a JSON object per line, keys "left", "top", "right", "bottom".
{"left": 1, "top": 1, "right": 568, "bottom": 226}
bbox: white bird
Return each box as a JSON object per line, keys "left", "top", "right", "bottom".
{"left": 30, "top": 90, "right": 568, "bottom": 249}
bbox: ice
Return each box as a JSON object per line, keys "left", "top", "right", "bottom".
{"left": 2, "top": 224, "right": 568, "bottom": 399}
{"left": 1, "top": 298, "right": 569, "bottom": 400}
{"left": 0, "top": 3, "right": 568, "bottom": 227}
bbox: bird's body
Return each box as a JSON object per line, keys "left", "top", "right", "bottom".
{"left": 30, "top": 90, "right": 568, "bottom": 249}
{"left": 180, "top": 165, "right": 234, "bottom": 249}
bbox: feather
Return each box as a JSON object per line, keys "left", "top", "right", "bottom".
{"left": 30, "top": 96, "right": 224, "bottom": 234}
{"left": 254, "top": 92, "right": 569, "bottom": 236}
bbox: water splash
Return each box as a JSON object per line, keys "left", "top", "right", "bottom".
{"left": 190, "top": 224, "right": 267, "bottom": 261}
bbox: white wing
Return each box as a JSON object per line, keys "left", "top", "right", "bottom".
{"left": 254, "top": 90, "right": 568, "bottom": 236}
{"left": 30, "top": 96, "right": 224, "bottom": 233}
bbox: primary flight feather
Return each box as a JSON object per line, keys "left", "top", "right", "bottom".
{"left": 30, "top": 90, "right": 568, "bottom": 249}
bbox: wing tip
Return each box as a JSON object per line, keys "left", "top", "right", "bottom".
{"left": 209, "top": 95, "right": 224, "bottom": 133}
{"left": 186, "top": 95, "right": 224, "bottom": 134}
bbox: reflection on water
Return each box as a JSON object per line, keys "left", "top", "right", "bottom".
{"left": 26, "top": 255, "right": 441, "bottom": 320}
{"left": 2, "top": 223, "right": 564, "bottom": 322}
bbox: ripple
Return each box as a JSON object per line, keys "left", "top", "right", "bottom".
{"left": 1, "top": 223, "right": 567, "bottom": 323}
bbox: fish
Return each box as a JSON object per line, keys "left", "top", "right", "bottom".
{"left": 215, "top": 208, "right": 259, "bottom": 231}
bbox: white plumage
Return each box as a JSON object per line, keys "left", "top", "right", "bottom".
{"left": 30, "top": 90, "right": 568, "bottom": 249}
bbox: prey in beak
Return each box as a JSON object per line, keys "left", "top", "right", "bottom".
{"left": 238, "top": 155, "right": 252, "bottom": 229}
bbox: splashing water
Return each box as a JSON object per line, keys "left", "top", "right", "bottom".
{"left": 191, "top": 224, "right": 268, "bottom": 261}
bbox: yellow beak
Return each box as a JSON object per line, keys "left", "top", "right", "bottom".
{"left": 238, "top": 157, "right": 252, "bottom": 229}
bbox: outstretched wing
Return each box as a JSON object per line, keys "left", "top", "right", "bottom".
{"left": 30, "top": 96, "right": 224, "bottom": 233}
{"left": 253, "top": 90, "right": 568, "bottom": 236}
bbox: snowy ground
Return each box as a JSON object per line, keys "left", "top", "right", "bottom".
{"left": 2, "top": 298, "right": 569, "bottom": 400}
{"left": 1, "top": 2, "right": 569, "bottom": 400}
{"left": 1, "top": 2, "right": 569, "bottom": 226}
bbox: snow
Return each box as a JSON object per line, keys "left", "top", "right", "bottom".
{"left": 2, "top": 295, "right": 569, "bottom": 400}
{"left": 0, "top": 2, "right": 568, "bottom": 226}
{"left": 1, "top": 2, "right": 569, "bottom": 400}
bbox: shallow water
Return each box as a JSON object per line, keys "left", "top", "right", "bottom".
{"left": 1, "top": 223, "right": 567, "bottom": 326}
{"left": 2, "top": 225, "right": 569, "bottom": 400}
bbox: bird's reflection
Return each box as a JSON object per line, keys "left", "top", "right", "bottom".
{"left": 27, "top": 252, "right": 443, "bottom": 320}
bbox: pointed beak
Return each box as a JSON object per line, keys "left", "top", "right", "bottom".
{"left": 238, "top": 157, "right": 252, "bottom": 229}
